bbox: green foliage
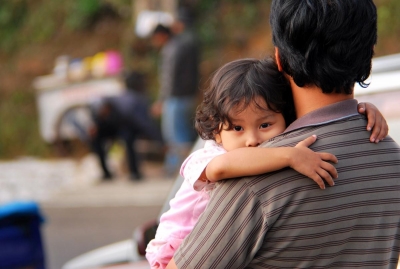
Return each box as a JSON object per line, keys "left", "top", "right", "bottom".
{"left": 194, "top": 0, "right": 267, "bottom": 49}
{"left": 20, "top": 1, "right": 59, "bottom": 43}
{"left": 0, "top": 0, "right": 28, "bottom": 52}
{"left": 377, "top": 0, "right": 400, "bottom": 37}
{"left": 0, "top": 90, "right": 51, "bottom": 158}
{"left": 0, "top": 0, "right": 131, "bottom": 53}
{"left": 106, "top": 0, "right": 132, "bottom": 10}
{"left": 64, "top": 0, "right": 101, "bottom": 30}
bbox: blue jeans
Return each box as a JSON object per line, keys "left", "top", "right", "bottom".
{"left": 162, "top": 97, "right": 197, "bottom": 176}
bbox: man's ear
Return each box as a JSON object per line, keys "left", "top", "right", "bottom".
{"left": 275, "top": 47, "right": 283, "bottom": 72}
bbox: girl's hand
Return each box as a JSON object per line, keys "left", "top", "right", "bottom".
{"left": 358, "top": 102, "right": 389, "bottom": 143}
{"left": 291, "top": 135, "right": 338, "bottom": 189}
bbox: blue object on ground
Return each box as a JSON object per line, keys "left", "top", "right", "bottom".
{"left": 0, "top": 201, "right": 46, "bottom": 269}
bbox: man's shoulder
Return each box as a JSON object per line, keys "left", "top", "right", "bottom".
{"left": 262, "top": 115, "right": 368, "bottom": 148}
{"left": 216, "top": 114, "right": 400, "bottom": 178}
{"left": 214, "top": 115, "right": 400, "bottom": 195}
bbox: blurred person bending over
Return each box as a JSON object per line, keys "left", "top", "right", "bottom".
{"left": 151, "top": 8, "right": 200, "bottom": 177}
{"left": 90, "top": 72, "right": 163, "bottom": 180}
{"left": 167, "top": 0, "right": 400, "bottom": 268}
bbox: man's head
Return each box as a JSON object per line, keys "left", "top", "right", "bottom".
{"left": 171, "top": 6, "right": 194, "bottom": 34}
{"left": 151, "top": 24, "right": 172, "bottom": 49}
{"left": 270, "top": 0, "right": 377, "bottom": 94}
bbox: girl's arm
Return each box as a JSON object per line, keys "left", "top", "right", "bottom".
{"left": 358, "top": 102, "right": 389, "bottom": 143}
{"left": 204, "top": 135, "right": 337, "bottom": 189}
{"left": 199, "top": 103, "right": 388, "bottom": 189}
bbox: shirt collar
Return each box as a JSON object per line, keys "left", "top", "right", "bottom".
{"left": 284, "top": 99, "right": 359, "bottom": 133}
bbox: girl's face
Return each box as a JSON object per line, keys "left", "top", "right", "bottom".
{"left": 215, "top": 96, "right": 286, "bottom": 151}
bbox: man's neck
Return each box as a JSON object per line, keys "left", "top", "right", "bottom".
{"left": 289, "top": 79, "right": 354, "bottom": 118}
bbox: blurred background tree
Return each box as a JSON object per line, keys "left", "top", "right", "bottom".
{"left": 0, "top": 0, "right": 399, "bottom": 159}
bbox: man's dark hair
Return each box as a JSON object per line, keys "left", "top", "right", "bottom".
{"left": 152, "top": 24, "right": 171, "bottom": 36}
{"left": 270, "top": 0, "right": 377, "bottom": 94}
{"left": 176, "top": 6, "right": 195, "bottom": 26}
{"left": 195, "top": 57, "right": 294, "bottom": 140}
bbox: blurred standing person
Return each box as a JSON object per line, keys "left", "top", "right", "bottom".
{"left": 151, "top": 8, "right": 200, "bottom": 177}
{"left": 90, "top": 72, "right": 163, "bottom": 180}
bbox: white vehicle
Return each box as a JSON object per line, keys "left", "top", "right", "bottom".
{"left": 34, "top": 77, "right": 124, "bottom": 144}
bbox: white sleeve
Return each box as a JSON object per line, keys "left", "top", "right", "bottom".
{"left": 180, "top": 140, "right": 226, "bottom": 191}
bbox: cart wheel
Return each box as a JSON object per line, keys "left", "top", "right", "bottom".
{"left": 54, "top": 104, "right": 94, "bottom": 156}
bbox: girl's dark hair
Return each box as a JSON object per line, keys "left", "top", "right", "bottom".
{"left": 195, "top": 57, "right": 294, "bottom": 141}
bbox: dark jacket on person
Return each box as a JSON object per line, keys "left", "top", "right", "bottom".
{"left": 96, "top": 90, "right": 163, "bottom": 142}
{"left": 159, "top": 29, "right": 200, "bottom": 100}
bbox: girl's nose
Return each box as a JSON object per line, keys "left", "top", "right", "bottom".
{"left": 246, "top": 134, "right": 261, "bottom": 147}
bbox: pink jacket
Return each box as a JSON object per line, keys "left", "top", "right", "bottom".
{"left": 145, "top": 140, "right": 226, "bottom": 268}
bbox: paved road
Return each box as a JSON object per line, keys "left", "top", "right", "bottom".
{"left": 0, "top": 155, "right": 175, "bottom": 269}
{"left": 42, "top": 204, "right": 160, "bottom": 269}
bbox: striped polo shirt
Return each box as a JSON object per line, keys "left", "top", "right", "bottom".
{"left": 175, "top": 99, "right": 400, "bottom": 269}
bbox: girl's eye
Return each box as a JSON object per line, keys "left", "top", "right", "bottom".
{"left": 233, "top": 126, "right": 243, "bottom": 131}
{"left": 260, "top": 123, "right": 270, "bottom": 129}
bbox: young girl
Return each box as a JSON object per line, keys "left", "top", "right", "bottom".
{"left": 145, "top": 58, "right": 388, "bottom": 269}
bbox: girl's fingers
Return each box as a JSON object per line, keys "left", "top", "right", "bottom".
{"left": 310, "top": 173, "right": 325, "bottom": 189}
{"left": 321, "top": 161, "right": 338, "bottom": 180}
{"left": 296, "top": 135, "right": 317, "bottom": 148}
{"left": 370, "top": 126, "right": 380, "bottom": 143}
{"left": 367, "top": 110, "right": 376, "bottom": 132}
{"left": 375, "top": 119, "right": 389, "bottom": 143}
{"left": 358, "top": 102, "right": 366, "bottom": 114}
{"left": 317, "top": 168, "right": 334, "bottom": 187}
{"left": 319, "top": 152, "right": 338, "bottom": 164}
